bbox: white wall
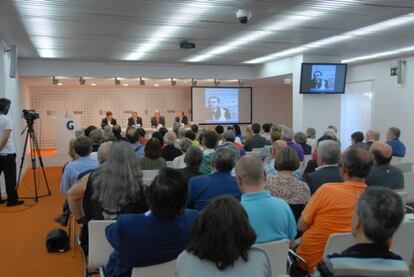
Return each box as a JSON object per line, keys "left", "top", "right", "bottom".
{"left": 347, "top": 56, "right": 414, "bottom": 162}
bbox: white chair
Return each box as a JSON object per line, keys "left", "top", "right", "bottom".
{"left": 397, "top": 190, "right": 408, "bottom": 205}
{"left": 391, "top": 157, "right": 404, "bottom": 165}
{"left": 323, "top": 232, "right": 355, "bottom": 256}
{"left": 391, "top": 218, "right": 414, "bottom": 266}
{"left": 404, "top": 173, "right": 414, "bottom": 204}
{"left": 255, "top": 239, "right": 290, "bottom": 277}
{"left": 88, "top": 220, "right": 116, "bottom": 271}
{"left": 142, "top": 170, "right": 159, "bottom": 186}
{"left": 395, "top": 162, "right": 413, "bottom": 173}
{"left": 166, "top": 161, "right": 174, "bottom": 168}
{"left": 251, "top": 148, "right": 264, "bottom": 158}
{"left": 131, "top": 259, "right": 177, "bottom": 277}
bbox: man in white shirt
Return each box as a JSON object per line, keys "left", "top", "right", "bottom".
{"left": 0, "top": 98, "right": 24, "bottom": 206}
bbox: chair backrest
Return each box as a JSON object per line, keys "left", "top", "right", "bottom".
{"left": 88, "top": 220, "right": 116, "bottom": 269}
{"left": 323, "top": 232, "right": 355, "bottom": 257}
{"left": 131, "top": 259, "right": 176, "bottom": 277}
{"left": 391, "top": 157, "right": 404, "bottom": 165}
{"left": 404, "top": 173, "right": 414, "bottom": 204}
{"left": 391, "top": 217, "right": 414, "bottom": 265}
{"left": 255, "top": 239, "right": 290, "bottom": 277}
{"left": 394, "top": 162, "right": 413, "bottom": 173}
{"left": 142, "top": 170, "right": 159, "bottom": 186}
{"left": 396, "top": 190, "right": 408, "bottom": 205}
{"left": 166, "top": 161, "right": 174, "bottom": 168}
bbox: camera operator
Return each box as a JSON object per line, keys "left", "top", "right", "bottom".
{"left": 0, "top": 98, "right": 23, "bottom": 206}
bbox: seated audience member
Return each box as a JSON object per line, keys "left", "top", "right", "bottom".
{"left": 187, "top": 148, "right": 240, "bottom": 210}
{"left": 233, "top": 124, "right": 243, "bottom": 144}
{"left": 185, "top": 130, "right": 200, "bottom": 147}
{"left": 178, "top": 146, "right": 204, "bottom": 184}
{"left": 386, "top": 127, "right": 406, "bottom": 158}
{"left": 68, "top": 138, "right": 78, "bottom": 160}
{"left": 242, "top": 125, "right": 254, "bottom": 144}
{"left": 84, "top": 125, "right": 97, "bottom": 138}
{"left": 236, "top": 155, "right": 297, "bottom": 244}
{"left": 159, "top": 126, "right": 168, "bottom": 138}
{"left": 302, "top": 140, "right": 343, "bottom": 194}
{"left": 295, "top": 145, "right": 372, "bottom": 274}
{"left": 89, "top": 129, "right": 104, "bottom": 152}
{"left": 151, "top": 131, "right": 164, "bottom": 147}
{"left": 190, "top": 124, "right": 199, "bottom": 135}
{"left": 263, "top": 140, "right": 287, "bottom": 175}
{"left": 199, "top": 130, "right": 218, "bottom": 174}
{"left": 243, "top": 123, "right": 268, "bottom": 152}
{"left": 351, "top": 131, "right": 365, "bottom": 145}
{"left": 282, "top": 128, "right": 304, "bottom": 161}
{"left": 75, "top": 128, "right": 85, "bottom": 138}
{"left": 364, "top": 129, "right": 380, "bottom": 149}
{"left": 294, "top": 131, "right": 312, "bottom": 155}
{"left": 365, "top": 142, "right": 404, "bottom": 190}
{"left": 217, "top": 130, "right": 245, "bottom": 159}
{"left": 126, "top": 128, "right": 144, "bottom": 158}
{"left": 136, "top": 127, "right": 147, "bottom": 145}
{"left": 265, "top": 147, "right": 310, "bottom": 220}
{"left": 261, "top": 131, "right": 282, "bottom": 159}
{"left": 138, "top": 138, "right": 167, "bottom": 170}
{"left": 105, "top": 168, "right": 198, "bottom": 277}
{"left": 261, "top": 123, "right": 273, "bottom": 142}
{"left": 317, "top": 187, "right": 408, "bottom": 276}
{"left": 161, "top": 131, "right": 182, "bottom": 161}
{"left": 173, "top": 116, "right": 181, "bottom": 136}
{"left": 303, "top": 134, "right": 339, "bottom": 175}
{"left": 306, "top": 127, "right": 317, "bottom": 152}
{"left": 172, "top": 138, "right": 193, "bottom": 169}
{"left": 215, "top": 125, "right": 224, "bottom": 144}
{"left": 177, "top": 196, "right": 271, "bottom": 277}
{"left": 103, "top": 125, "right": 113, "bottom": 140}
{"left": 101, "top": 111, "right": 117, "bottom": 129}
{"left": 112, "top": 125, "right": 126, "bottom": 141}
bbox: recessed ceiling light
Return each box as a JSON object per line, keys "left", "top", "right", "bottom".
{"left": 244, "top": 12, "right": 414, "bottom": 64}
{"left": 123, "top": 84, "right": 129, "bottom": 87}
{"left": 342, "top": 45, "right": 414, "bottom": 63}
{"left": 154, "top": 84, "right": 160, "bottom": 87}
{"left": 57, "top": 83, "right": 63, "bottom": 86}
{"left": 91, "top": 83, "right": 97, "bottom": 86}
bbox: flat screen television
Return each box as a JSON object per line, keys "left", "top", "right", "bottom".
{"left": 300, "top": 63, "right": 347, "bottom": 94}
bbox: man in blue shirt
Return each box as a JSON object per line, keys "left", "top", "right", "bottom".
{"left": 386, "top": 127, "right": 406, "bottom": 158}
{"left": 236, "top": 155, "right": 297, "bottom": 244}
{"left": 126, "top": 128, "right": 145, "bottom": 159}
{"left": 187, "top": 148, "right": 241, "bottom": 211}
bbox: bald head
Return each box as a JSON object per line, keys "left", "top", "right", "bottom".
{"left": 235, "top": 155, "right": 264, "bottom": 186}
{"left": 370, "top": 142, "right": 393, "bottom": 165}
{"left": 271, "top": 140, "right": 288, "bottom": 158}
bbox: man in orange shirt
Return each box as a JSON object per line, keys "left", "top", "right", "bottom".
{"left": 295, "top": 145, "right": 372, "bottom": 274}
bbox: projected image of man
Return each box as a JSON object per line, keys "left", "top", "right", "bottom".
{"left": 206, "top": 96, "right": 231, "bottom": 121}
{"left": 311, "top": 71, "right": 328, "bottom": 91}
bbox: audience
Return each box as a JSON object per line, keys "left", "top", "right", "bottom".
{"left": 191, "top": 124, "right": 199, "bottom": 135}
{"left": 303, "top": 134, "right": 339, "bottom": 175}
{"left": 126, "top": 128, "right": 144, "bottom": 158}
{"left": 265, "top": 147, "right": 310, "bottom": 221}
{"left": 187, "top": 148, "right": 240, "bottom": 210}
{"left": 185, "top": 130, "right": 200, "bottom": 147}
{"left": 236, "top": 155, "right": 297, "bottom": 244}
{"left": 137, "top": 127, "right": 147, "bottom": 145}
{"left": 199, "top": 130, "right": 218, "bottom": 174}
{"left": 103, "top": 125, "right": 113, "bottom": 140}
{"left": 317, "top": 187, "right": 408, "bottom": 276}
{"left": 281, "top": 128, "right": 304, "bottom": 161}
{"left": 104, "top": 168, "right": 199, "bottom": 277}
{"left": 261, "top": 123, "right": 273, "bottom": 142}
{"left": 364, "top": 129, "right": 380, "bottom": 149}
{"left": 173, "top": 116, "right": 181, "bottom": 136}
{"left": 264, "top": 140, "right": 289, "bottom": 177}
{"left": 295, "top": 145, "right": 372, "bottom": 274}
{"left": 351, "top": 131, "right": 364, "bottom": 145}
{"left": 138, "top": 137, "right": 167, "bottom": 170}
{"left": 161, "top": 131, "right": 183, "bottom": 161}
{"left": 151, "top": 131, "right": 164, "bottom": 147}
{"left": 233, "top": 123, "right": 243, "bottom": 144}
{"left": 178, "top": 146, "right": 204, "bottom": 184}
{"left": 112, "top": 125, "right": 126, "bottom": 141}
{"left": 89, "top": 129, "right": 104, "bottom": 152}
{"left": 217, "top": 130, "right": 245, "bottom": 160}
{"left": 243, "top": 125, "right": 254, "bottom": 144}
{"left": 294, "top": 131, "right": 312, "bottom": 155}
{"left": 215, "top": 125, "right": 224, "bottom": 144}
{"left": 302, "top": 140, "right": 343, "bottom": 194}
{"left": 386, "top": 127, "right": 406, "bottom": 158}
{"left": 68, "top": 138, "right": 78, "bottom": 160}
{"left": 306, "top": 127, "right": 317, "bottom": 152}
{"left": 366, "top": 142, "right": 404, "bottom": 190}
{"left": 84, "top": 125, "right": 97, "bottom": 138}
{"left": 243, "top": 123, "right": 268, "bottom": 151}
{"left": 172, "top": 138, "right": 193, "bottom": 169}
{"left": 177, "top": 196, "right": 271, "bottom": 277}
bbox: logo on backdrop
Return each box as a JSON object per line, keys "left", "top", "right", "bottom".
{"left": 66, "top": 120, "right": 74, "bottom": 130}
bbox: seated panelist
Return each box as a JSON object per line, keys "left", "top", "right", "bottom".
{"left": 127, "top": 111, "right": 143, "bottom": 127}
{"left": 101, "top": 111, "right": 117, "bottom": 129}
{"left": 150, "top": 110, "right": 166, "bottom": 128}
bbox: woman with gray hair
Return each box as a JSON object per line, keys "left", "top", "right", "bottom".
{"left": 78, "top": 141, "right": 148, "bottom": 254}
{"left": 172, "top": 137, "right": 193, "bottom": 169}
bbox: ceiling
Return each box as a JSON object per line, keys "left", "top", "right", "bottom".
{"left": 1, "top": 0, "right": 414, "bottom": 65}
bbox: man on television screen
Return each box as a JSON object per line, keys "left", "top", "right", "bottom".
{"left": 206, "top": 96, "right": 231, "bottom": 121}
{"left": 311, "top": 71, "right": 329, "bottom": 90}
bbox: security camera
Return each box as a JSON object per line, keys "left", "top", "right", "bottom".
{"left": 236, "top": 9, "right": 252, "bottom": 24}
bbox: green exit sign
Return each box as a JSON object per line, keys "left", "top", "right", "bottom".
{"left": 391, "top": 67, "right": 398, "bottom": 76}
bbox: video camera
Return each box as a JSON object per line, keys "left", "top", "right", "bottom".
{"left": 22, "top": 109, "right": 40, "bottom": 123}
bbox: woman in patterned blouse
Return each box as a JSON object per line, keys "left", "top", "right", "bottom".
{"left": 265, "top": 147, "right": 311, "bottom": 205}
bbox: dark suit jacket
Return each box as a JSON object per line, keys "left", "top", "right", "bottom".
{"left": 181, "top": 116, "right": 188, "bottom": 125}
{"left": 161, "top": 145, "right": 182, "bottom": 161}
{"left": 101, "top": 118, "right": 117, "bottom": 129}
{"left": 243, "top": 134, "right": 269, "bottom": 152}
{"left": 150, "top": 116, "right": 165, "bottom": 127}
{"left": 302, "top": 165, "right": 343, "bottom": 194}
{"left": 127, "top": 117, "right": 143, "bottom": 127}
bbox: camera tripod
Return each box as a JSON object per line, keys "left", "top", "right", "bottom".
{"left": 16, "top": 121, "right": 51, "bottom": 202}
